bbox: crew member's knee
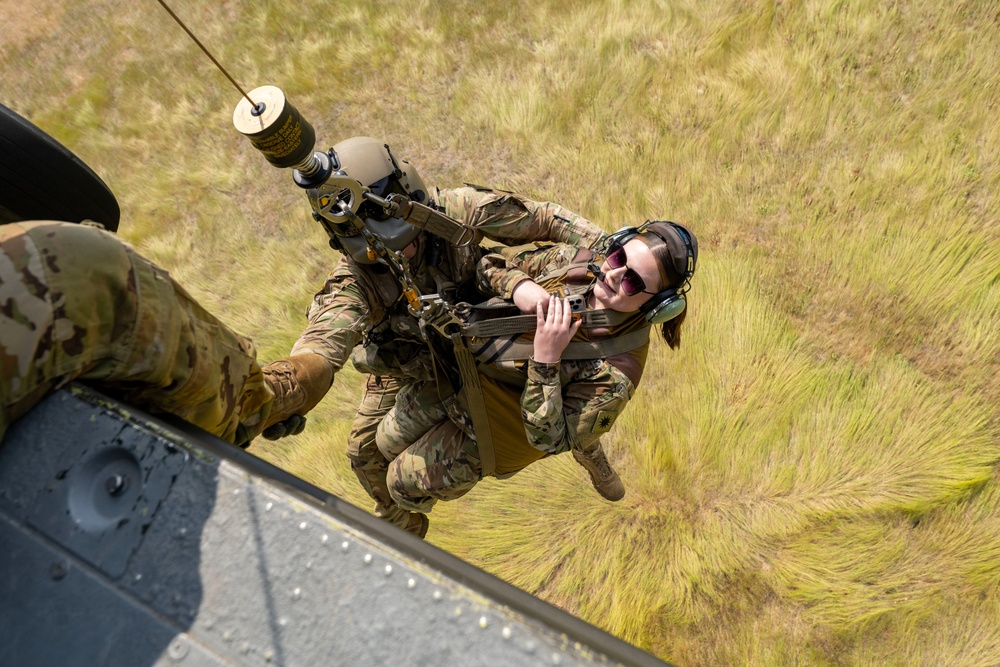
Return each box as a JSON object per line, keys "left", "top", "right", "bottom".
{"left": 386, "top": 450, "right": 479, "bottom": 513}
{"left": 375, "top": 380, "right": 448, "bottom": 460}
{"left": 375, "top": 410, "right": 412, "bottom": 461}
{"left": 386, "top": 455, "right": 437, "bottom": 513}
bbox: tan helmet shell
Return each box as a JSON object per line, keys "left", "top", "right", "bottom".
{"left": 332, "top": 136, "right": 427, "bottom": 200}
{"left": 328, "top": 136, "right": 428, "bottom": 263}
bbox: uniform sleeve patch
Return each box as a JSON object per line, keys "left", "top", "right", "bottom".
{"left": 592, "top": 410, "right": 618, "bottom": 434}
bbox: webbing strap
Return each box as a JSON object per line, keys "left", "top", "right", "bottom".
{"left": 561, "top": 326, "right": 651, "bottom": 359}
{"left": 471, "top": 325, "right": 651, "bottom": 364}
{"left": 401, "top": 200, "right": 481, "bottom": 247}
{"left": 450, "top": 330, "right": 496, "bottom": 477}
{"left": 462, "top": 308, "right": 631, "bottom": 337}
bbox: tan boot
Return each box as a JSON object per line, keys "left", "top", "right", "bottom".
{"left": 375, "top": 502, "right": 429, "bottom": 539}
{"left": 401, "top": 512, "right": 429, "bottom": 539}
{"left": 260, "top": 353, "right": 334, "bottom": 438}
{"left": 572, "top": 445, "right": 625, "bottom": 501}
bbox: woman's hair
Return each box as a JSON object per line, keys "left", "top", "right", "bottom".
{"left": 660, "top": 307, "right": 686, "bottom": 349}
{"left": 639, "top": 223, "right": 697, "bottom": 350}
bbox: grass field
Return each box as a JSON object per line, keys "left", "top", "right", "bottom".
{"left": 3, "top": 0, "right": 998, "bottom": 664}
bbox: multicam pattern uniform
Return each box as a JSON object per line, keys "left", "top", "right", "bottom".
{"left": 376, "top": 242, "right": 647, "bottom": 513}
{"left": 287, "top": 186, "right": 604, "bottom": 524}
{"left": 0, "top": 221, "right": 273, "bottom": 445}
{"left": 478, "top": 242, "right": 647, "bottom": 452}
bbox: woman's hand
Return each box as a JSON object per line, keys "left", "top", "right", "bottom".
{"left": 512, "top": 280, "right": 551, "bottom": 314}
{"left": 533, "top": 295, "right": 582, "bottom": 364}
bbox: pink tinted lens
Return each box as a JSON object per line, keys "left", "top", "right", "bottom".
{"left": 620, "top": 270, "right": 646, "bottom": 296}
{"left": 606, "top": 244, "right": 646, "bottom": 295}
{"left": 607, "top": 245, "right": 627, "bottom": 269}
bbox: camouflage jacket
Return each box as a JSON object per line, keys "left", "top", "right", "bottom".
{"left": 290, "top": 186, "right": 604, "bottom": 381}
{"left": 477, "top": 242, "right": 648, "bottom": 456}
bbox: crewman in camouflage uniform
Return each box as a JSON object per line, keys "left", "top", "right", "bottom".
{"left": 374, "top": 222, "right": 698, "bottom": 520}
{"left": 259, "top": 136, "right": 625, "bottom": 538}
{"left": 0, "top": 219, "right": 277, "bottom": 445}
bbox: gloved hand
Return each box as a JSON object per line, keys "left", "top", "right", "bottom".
{"left": 262, "top": 414, "right": 308, "bottom": 440}
{"left": 258, "top": 353, "right": 333, "bottom": 441}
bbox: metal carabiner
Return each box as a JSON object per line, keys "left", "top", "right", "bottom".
{"left": 309, "top": 174, "right": 368, "bottom": 226}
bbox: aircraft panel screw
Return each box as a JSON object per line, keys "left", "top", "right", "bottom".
{"left": 50, "top": 562, "right": 67, "bottom": 581}
{"left": 168, "top": 636, "right": 189, "bottom": 661}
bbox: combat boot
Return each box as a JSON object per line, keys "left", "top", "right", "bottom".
{"left": 375, "top": 502, "right": 429, "bottom": 539}
{"left": 260, "top": 353, "right": 334, "bottom": 439}
{"left": 572, "top": 445, "right": 625, "bottom": 501}
{"left": 401, "top": 512, "right": 429, "bottom": 539}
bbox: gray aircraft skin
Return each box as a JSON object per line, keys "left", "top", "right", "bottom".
{"left": 0, "top": 104, "right": 673, "bottom": 667}
{"left": 0, "top": 383, "right": 671, "bottom": 667}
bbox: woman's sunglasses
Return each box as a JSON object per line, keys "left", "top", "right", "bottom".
{"left": 606, "top": 243, "right": 657, "bottom": 297}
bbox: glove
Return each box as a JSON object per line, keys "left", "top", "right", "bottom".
{"left": 262, "top": 414, "right": 308, "bottom": 441}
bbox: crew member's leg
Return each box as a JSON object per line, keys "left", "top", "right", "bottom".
{"left": 385, "top": 419, "right": 482, "bottom": 514}
{"left": 346, "top": 374, "right": 429, "bottom": 537}
{"left": 0, "top": 221, "right": 273, "bottom": 444}
{"left": 375, "top": 379, "right": 450, "bottom": 461}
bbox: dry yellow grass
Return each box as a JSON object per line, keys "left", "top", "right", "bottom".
{"left": 3, "top": 0, "right": 998, "bottom": 664}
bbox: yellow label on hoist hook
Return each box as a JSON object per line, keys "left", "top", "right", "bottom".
{"left": 403, "top": 288, "right": 420, "bottom": 311}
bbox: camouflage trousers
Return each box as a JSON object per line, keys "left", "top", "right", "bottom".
{"left": 0, "top": 221, "right": 274, "bottom": 445}
{"left": 349, "top": 375, "right": 481, "bottom": 519}
{"left": 374, "top": 376, "right": 615, "bottom": 511}
{"left": 350, "top": 370, "right": 614, "bottom": 523}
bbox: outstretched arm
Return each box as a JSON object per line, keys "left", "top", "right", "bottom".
{"left": 435, "top": 186, "right": 606, "bottom": 249}
{"left": 289, "top": 259, "right": 378, "bottom": 370}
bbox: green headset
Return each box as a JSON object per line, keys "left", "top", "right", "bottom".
{"left": 600, "top": 220, "right": 697, "bottom": 325}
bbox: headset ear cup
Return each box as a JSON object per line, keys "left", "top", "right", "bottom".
{"left": 645, "top": 294, "right": 686, "bottom": 324}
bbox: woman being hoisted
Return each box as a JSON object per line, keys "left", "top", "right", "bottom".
{"left": 373, "top": 220, "right": 699, "bottom": 529}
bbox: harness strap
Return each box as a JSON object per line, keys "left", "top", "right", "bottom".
{"left": 394, "top": 198, "right": 482, "bottom": 247}
{"left": 471, "top": 325, "right": 651, "bottom": 364}
{"left": 410, "top": 293, "right": 496, "bottom": 476}
{"left": 450, "top": 330, "right": 496, "bottom": 477}
{"left": 462, "top": 307, "right": 631, "bottom": 337}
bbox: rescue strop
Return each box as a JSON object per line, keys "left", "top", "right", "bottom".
{"left": 415, "top": 289, "right": 650, "bottom": 478}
